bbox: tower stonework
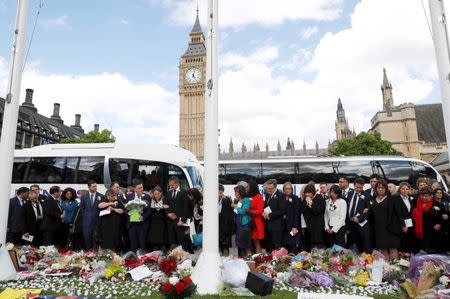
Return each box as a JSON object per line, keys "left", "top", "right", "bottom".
{"left": 381, "top": 68, "right": 395, "bottom": 116}
{"left": 179, "top": 10, "right": 206, "bottom": 160}
{"left": 335, "top": 98, "right": 355, "bottom": 140}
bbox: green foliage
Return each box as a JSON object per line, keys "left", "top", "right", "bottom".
{"left": 330, "top": 132, "right": 398, "bottom": 156}
{"left": 60, "top": 129, "right": 116, "bottom": 144}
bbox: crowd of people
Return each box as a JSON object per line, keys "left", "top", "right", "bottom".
{"left": 6, "top": 174, "right": 450, "bottom": 261}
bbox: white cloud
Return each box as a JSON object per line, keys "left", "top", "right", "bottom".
{"left": 42, "top": 15, "right": 69, "bottom": 26}
{"left": 300, "top": 26, "right": 318, "bottom": 40}
{"left": 218, "top": 0, "right": 437, "bottom": 150}
{"left": 159, "top": 0, "right": 343, "bottom": 28}
{"left": 120, "top": 19, "right": 129, "bottom": 25}
{"left": 0, "top": 60, "right": 178, "bottom": 144}
{"left": 221, "top": 46, "right": 279, "bottom": 67}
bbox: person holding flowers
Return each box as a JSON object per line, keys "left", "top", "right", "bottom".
{"left": 98, "top": 189, "right": 125, "bottom": 251}
{"left": 125, "top": 179, "right": 151, "bottom": 252}
{"left": 412, "top": 186, "right": 445, "bottom": 253}
{"left": 324, "top": 185, "right": 347, "bottom": 248}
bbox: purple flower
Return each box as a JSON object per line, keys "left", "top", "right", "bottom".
{"left": 312, "top": 271, "right": 334, "bottom": 287}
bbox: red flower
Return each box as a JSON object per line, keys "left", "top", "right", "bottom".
{"left": 175, "top": 282, "right": 185, "bottom": 294}
{"left": 162, "top": 283, "right": 172, "bottom": 293}
{"left": 183, "top": 277, "right": 192, "bottom": 286}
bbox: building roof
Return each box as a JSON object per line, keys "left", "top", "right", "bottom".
{"left": 415, "top": 103, "right": 447, "bottom": 144}
{"left": 431, "top": 151, "right": 448, "bottom": 167}
{"left": 0, "top": 97, "right": 84, "bottom": 139}
{"left": 190, "top": 10, "right": 202, "bottom": 34}
{"left": 182, "top": 43, "right": 206, "bottom": 57}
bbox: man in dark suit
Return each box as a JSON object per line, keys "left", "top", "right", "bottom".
{"left": 363, "top": 174, "right": 379, "bottom": 199}
{"left": 40, "top": 186, "right": 64, "bottom": 246}
{"left": 80, "top": 180, "right": 104, "bottom": 250}
{"left": 111, "top": 181, "right": 129, "bottom": 251}
{"left": 347, "top": 177, "right": 372, "bottom": 253}
{"left": 126, "top": 179, "right": 151, "bottom": 252}
{"left": 166, "top": 176, "right": 194, "bottom": 253}
{"left": 7, "top": 187, "right": 29, "bottom": 244}
{"left": 30, "top": 184, "right": 48, "bottom": 204}
{"left": 24, "top": 190, "right": 44, "bottom": 246}
{"left": 338, "top": 176, "right": 354, "bottom": 203}
{"left": 262, "top": 179, "right": 286, "bottom": 251}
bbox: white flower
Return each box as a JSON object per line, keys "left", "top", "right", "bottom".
{"left": 360, "top": 194, "right": 365, "bottom": 199}
{"left": 169, "top": 276, "right": 179, "bottom": 285}
{"left": 434, "top": 206, "right": 441, "bottom": 211}
{"left": 440, "top": 275, "right": 449, "bottom": 286}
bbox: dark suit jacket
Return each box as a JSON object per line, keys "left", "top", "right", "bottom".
{"left": 40, "top": 196, "right": 62, "bottom": 232}
{"left": 284, "top": 194, "right": 300, "bottom": 231}
{"left": 264, "top": 190, "right": 286, "bottom": 231}
{"left": 80, "top": 192, "right": 104, "bottom": 229}
{"left": 347, "top": 192, "right": 370, "bottom": 225}
{"left": 8, "top": 196, "right": 27, "bottom": 233}
{"left": 342, "top": 188, "right": 355, "bottom": 204}
{"left": 167, "top": 189, "right": 192, "bottom": 223}
{"left": 300, "top": 194, "right": 325, "bottom": 243}
{"left": 364, "top": 188, "right": 377, "bottom": 200}
{"left": 25, "top": 200, "right": 43, "bottom": 235}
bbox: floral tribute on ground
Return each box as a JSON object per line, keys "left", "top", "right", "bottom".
{"left": 2, "top": 243, "right": 450, "bottom": 298}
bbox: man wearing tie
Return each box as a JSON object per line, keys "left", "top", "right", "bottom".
{"left": 338, "top": 176, "right": 354, "bottom": 204}
{"left": 24, "top": 190, "right": 44, "bottom": 246}
{"left": 126, "top": 179, "right": 151, "bottom": 252}
{"left": 166, "top": 176, "right": 194, "bottom": 253}
{"left": 364, "top": 174, "right": 379, "bottom": 199}
{"left": 347, "top": 178, "right": 372, "bottom": 253}
{"left": 7, "top": 187, "right": 30, "bottom": 245}
{"left": 40, "top": 186, "right": 64, "bottom": 246}
{"left": 262, "top": 179, "right": 286, "bottom": 251}
{"left": 80, "top": 180, "right": 104, "bottom": 250}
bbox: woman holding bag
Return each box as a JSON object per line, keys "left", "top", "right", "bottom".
{"left": 232, "top": 184, "right": 251, "bottom": 257}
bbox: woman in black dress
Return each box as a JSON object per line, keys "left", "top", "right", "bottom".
{"left": 413, "top": 186, "right": 445, "bottom": 253}
{"left": 97, "top": 189, "right": 124, "bottom": 251}
{"left": 218, "top": 184, "right": 233, "bottom": 256}
{"left": 394, "top": 182, "right": 417, "bottom": 254}
{"left": 371, "top": 179, "right": 403, "bottom": 261}
{"left": 300, "top": 183, "right": 325, "bottom": 251}
{"left": 147, "top": 186, "right": 169, "bottom": 251}
{"left": 283, "top": 182, "right": 301, "bottom": 254}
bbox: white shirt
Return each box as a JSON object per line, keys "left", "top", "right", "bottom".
{"left": 401, "top": 195, "right": 411, "bottom": 212}
{"left": 348, "top": 192, "right": 358, "bottom": 218}
{"left": 31, "top": 200, "right": 43, "bottom": 220}
{"left": 325, "top": 198, "right": 347, "bottom": 233}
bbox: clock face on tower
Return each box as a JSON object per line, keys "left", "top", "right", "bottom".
{"left": 185, "top": 68, "right": 201, "bottom": 84}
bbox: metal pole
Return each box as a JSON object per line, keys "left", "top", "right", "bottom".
{"left": 0, "top": 0, "right": 29, "bottom": 280}
{"left": 429, "top": 0, "right": 450, "bottom": 180}
{"left": 191, "top": 0, "right": 222, "bottom": 294}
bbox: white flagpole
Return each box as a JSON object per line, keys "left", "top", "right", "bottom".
{"left": 191, "top": 0, "right": 222, "bottom": 294}
{"left": 0, "top": 0, "right": 29, "bottom": 280}
{"left": 428, "top": 0, "right": 450, "bottom": 176}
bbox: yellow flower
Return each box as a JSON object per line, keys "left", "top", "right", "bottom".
{"left": 296, "top": 262, "right": 303, "bottom": 269}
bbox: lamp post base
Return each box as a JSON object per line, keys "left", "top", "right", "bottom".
{"left": 191, "top": 251, "right": 222, "bottom": 295}
{"left": 0, "top": 246, "right": 17, "bottom": 281}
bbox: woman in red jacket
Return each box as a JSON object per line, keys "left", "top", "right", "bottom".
{"left": 248, "top": 180, "right": 265, "bottom": 253}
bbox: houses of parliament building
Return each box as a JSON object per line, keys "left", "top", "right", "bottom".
{"left": 178, "top": 11, "right": 447, "bottom": 162}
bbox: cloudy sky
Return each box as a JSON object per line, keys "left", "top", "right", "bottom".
{"left": 0, "top": 0, "right": 440, "bottom": 152}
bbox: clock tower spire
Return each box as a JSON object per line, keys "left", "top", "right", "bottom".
{"left": 179, "top": 9, "right": 206, "bottom": 160}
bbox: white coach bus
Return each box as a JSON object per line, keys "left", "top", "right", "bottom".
{"left": 11, "top": 143, "right": 203, "bottom": 197}
{"left": 218, "top": 156, "right": 448, "bottom": 196}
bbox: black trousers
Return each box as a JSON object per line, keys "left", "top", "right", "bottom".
{"left": 350, "top": 223, "right": 372, "bottom": 253}
{"left": 266, "top": 228, "right": 283, "bottom": 252}
{"left": 6, "top": 232, "right": 24, "bottom": 245}
{"left": 168, "top": 220, "right": 194, "bottom": 253}
{"left": 325, "top": 226, "right": 346, "bottom": 248}
{"left": 129, "top": 224, "right": 147, "bottom": 252}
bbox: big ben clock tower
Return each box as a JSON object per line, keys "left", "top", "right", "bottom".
{"left": 179, "top": 9, "right": 206, "bottom": 160}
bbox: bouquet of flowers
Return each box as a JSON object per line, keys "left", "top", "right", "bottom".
{"left": 160, "top": 276, "right": 196, "bottom": 299}
{"left": 160, "top": 257, "right": 177, "bottom": 277}
{"left": 125, "top": 198, "right": 148, "bottom": 222}
{"left": 105, "top": 264, "right": 126, "bottom": 281}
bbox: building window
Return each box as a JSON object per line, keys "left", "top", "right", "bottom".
{"left": 24, "top": 134, "right": 32, "bottom": 148}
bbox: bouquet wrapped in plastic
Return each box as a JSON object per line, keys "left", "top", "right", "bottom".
{"left": 125, "top": 198, "right": 148, "bottom": 222}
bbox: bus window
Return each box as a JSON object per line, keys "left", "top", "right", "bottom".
{"left": 109, "top": 159, "right": 129, "bottom": 187}
{"left": 333, "top": 160, "right": 373, "bottom": 182}
{"left": 77, "top": 157, "right": 104, "bottom": 184}
{"left": 65, "top": 157, "right": 79, "bottom": 183}
{"left": 375, "top": 160, "right": 412, "bottom": 185}
{"left": 12, "top": 157, "right": 30, "bottom": 183}
{"left": 167, "top": 164, "right": 189, "bottom": 191}
{"left": 298, "top": 162, "right": 336, "bottom": 183}
{"left": 220, "top": 163, "right": 262, "bottom": 184}
{"left": 137, "top": 163, "right": 164, "bottom": 191}
{"left": 187, "top": 166, "right": 203, "bottom": 191}
{"left": 411, "top": 162, "right": 438, "bottom": 185}
{"left": 261, "top": 163, "right": 298, "bottom": 184}
{"left": 27, "top": 157, "right": 65, "bottom": 183}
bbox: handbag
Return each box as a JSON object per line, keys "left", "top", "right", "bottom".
{"left": 192, "top": 233, "right": 203, "bottom": 247}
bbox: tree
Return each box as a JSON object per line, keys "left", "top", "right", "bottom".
{"left": 61, "top": 129, "right": 116, "bottom": 144}
{"left": 329, "top": 132, "right": 398, "bottom": 156}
